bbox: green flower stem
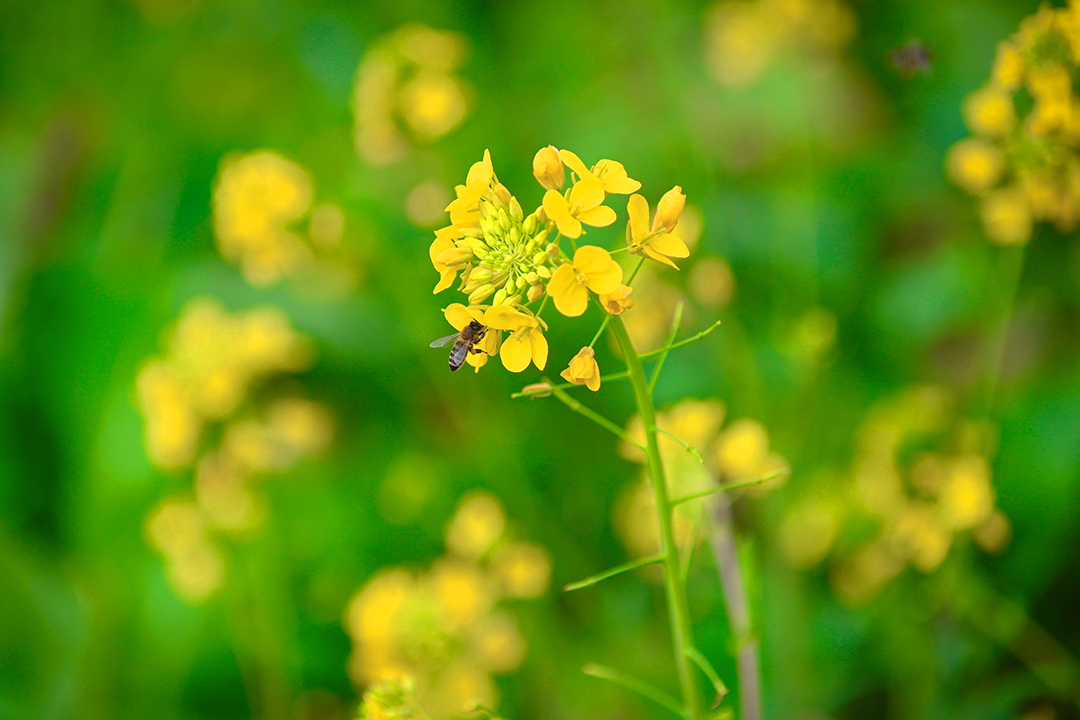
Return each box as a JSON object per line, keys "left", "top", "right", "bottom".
{"left": 640, "top": 321, "right": 722, "bottom": 361}
{"left": 546, "top": 378, "right": 644, "bottom": 450}
{"left": 707, "top": 493, "right": 761, "bottom": 720}
{"left": 609, "top": 314, "right": 705, "bottom": 720}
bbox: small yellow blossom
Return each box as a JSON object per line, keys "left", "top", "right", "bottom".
{"left": 532, "top": 145, "right": 564, "bottom": 190}
{"left": 599, "top": 284, "right": 634, "bottom": 315}
{"left": 558, "top": 149, "right": 641, "bottom": 194}
{"left": 963, "top": 87, "right": 1016, "bottom": 138}
{"left": 992, "top": 41, "right": 1025, "bottom": 90}
{"left": 542, "top": 178, "right": 616, "bottom": 239}
{"left": 980, "top": 186, "right": 1033, "bottom": 245}
{"left": 490, "top": 543, "right": 552, "bottom": 599}
{"left": 626, "top": 192, "right": 691, "bottom": 269}
{"left": 946, "top": 139, "right": 1005, "bottom": 196}
{"left": 546, "top": 245, "right": 623, "bottom": 317}
{"left": 445, "top": 492, "right": 506, "bottom": 560}
{"left": 560, "top": 347, "right": 601, "bottom": 391}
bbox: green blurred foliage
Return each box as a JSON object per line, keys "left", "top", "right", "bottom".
{"left": 2, "top": 1, "right": 1079, "bottom": 720}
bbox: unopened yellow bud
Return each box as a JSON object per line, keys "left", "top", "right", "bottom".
{"left": 546, "top": 243, "right": 560, "bottom": 259}
{"left": 523, "top": 214, "right": 538, "bottom": 235}
{"left": 525, "top": 272, "right": 539, "bottom": 285}
{"left": 532, "top": 251, "right": 548, "bottom": 266}
{"left": 652, "top": 186, "right": 686, "bottom": 233}
{"left": 460, "top": 225, "right": 484, "bottom": 239}
{"left": 469, "top": 284, "right": 496, "bottom": 304}
{"left": 469, "top": 267, "right": 493, "bottom": 284}
{"left": 533, "top": 145, "right": 565, "bottom": 191}
{"left": 509, "top": 227, "right": 522, "bottom": 246}
{"left": 510, "top": 197, "right": 524, "bottom": 222}
{"left": 527, "top": 283, "right": 545, "bottom": 302}
{"left": 435, "top": 246, "right": 474, "bottom": 267}
{"left": 498, "top": 208, "right": 512, "bottom": 232}
{"left": 493, "top": 183, "right": 512, "bottom": 207}
{"left": 535, "top": 266, "right": 551, "bottom": 279}
{"left": 504, "top": 293, "right": 522, "bottom": 306}
{"left": 493, "top": 287, "right": 508, "bottom": 305}
{"left": 515, "top": 276, "right": 529, "bottom": 292}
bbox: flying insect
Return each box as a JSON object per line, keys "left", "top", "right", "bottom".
{"left": 430, "top": 320, "right": 488, "bottom": 371}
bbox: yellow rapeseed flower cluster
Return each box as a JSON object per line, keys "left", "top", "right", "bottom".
{"left": 213, "top": 150, "right": 355, "bottom": 289}
{"left": 777, "top": 385, "right": 1010, "bottom": 606}
{"left": 353, "top": 24, "right": 472, "bottom": 166}
{"left": 704, "top": 0, "right": 858, "bottom": 87}
{"left": 138, "top": 298, "right": 333, "bottom": 601}
{"left": 948, "top": 2, "right": 1080, "bottom": 245}
{"left": 615, "top": 400, "right": 788, "bottom": 561}
{"left": 431, "top": 147, "right": 689, "bottom": 381}
{"left": 345, "top": 492, "right": 551, "bottom": 719}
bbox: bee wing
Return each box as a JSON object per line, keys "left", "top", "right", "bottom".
{"left": 429, "top": 332, "right": 460, "bottom": 348}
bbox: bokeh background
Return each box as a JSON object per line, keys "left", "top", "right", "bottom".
{"left": 3, "top": 1, "right": 1080, "bottom": 719}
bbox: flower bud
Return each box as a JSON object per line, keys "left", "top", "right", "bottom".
{"left": 527, "top": 283, "right": 545, "bottom": 302}
{"left": 508, "top": 226, "right": 522, "bottom": 247}
{"left": 546, "top": 243, "right": 560, "bottom": 259}
{"left": 599, "top": 284, "right": 634, "bottom": 315}
{"left": 493, "top": 287, "right": 508, "bottom": 305}
{"left": 435, "top": 246, "right": 474, "bottom": 267}
{"left": 520, "top": 382, "right": 552, "bottom": 398}
{"left": 535, "top": 266, "right": 551, "bottom": 279}
{"left": 493, "top": 183, "right": 513, "bottom": 207}
{"left": 652, "top": 186, "right": 686, "bottom": 233}
{"left": 532, "top": 145, "right": 565, "bottom": 191}
{"left": 510, "top": 197, "right": 524, "bottom": 222}
{"left": 468, "top": 283, "right": 496, "bottom": 304}
{"left": 525, "top": 271, "right": 539, "bottom": 285}
{"left": 498, "top": 208, "right": 512, "bottom": 233}
{"left": 523, "top": 214, "right": 538, "bottom": 235}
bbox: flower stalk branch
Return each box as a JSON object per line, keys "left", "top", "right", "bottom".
{"left": 609, "top": 314, "right": 705, "bottom": 720}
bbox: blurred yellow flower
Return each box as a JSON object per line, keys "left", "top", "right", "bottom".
{"left": 980, "top": 186, "right": 1033, "bottom": 245}
{"left": 963, "top": 87, "right": 1016, "bottom": 138}
{"left": 346, "top": 493, "right": 546, "bottom": 719}
{"left": 352, "top": 24, "right": 472, "bottom": 165}
{"left": 213, "top": 150, "right": 314, "bottom": 286}
{"left": 445, "top": 492, "right": 506, "bottom": 560}
{"left": 946, "top": 139, "right": 1005, "bottom": 196}
{"left": 560, "top": 347, "right": 601, "bottom": 391}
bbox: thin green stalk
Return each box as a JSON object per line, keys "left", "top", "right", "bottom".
{"left": 609, "top": 315, "right": 705, "bottom": 720}
{"left": 547, "top": 379, "right": 644, "bottom": 450}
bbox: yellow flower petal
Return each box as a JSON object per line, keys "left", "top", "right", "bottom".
{"left": 543, "top": 189, "right": 581, "bottom": 238}
{"left": 485, "top": 305, "right": 535, "bottom": 331}
{"left": 500, "top": 333, "right": 532, "bottom": 372}
{"left": 546, "top": 262, "right": 577, "bottom": 299}
{"left": 569, "top": 177, "right": 605, "bottom": 210}
{"left": 593, "top": 159, "right": 641, "bottom": 194}
{"left": 558, "top": 149, "right": 593, "bottom": 180}
{"left": 577, "top": 205, "right": 617, "bottom": 228}
{"left": 528, "top": 328, "right": 548, "bottom": 370}
{"left": 443, "top": 303, "right": 484, "bottom": 330}
{"left": 626, "top": 194, "right": 650, "bottom": 243}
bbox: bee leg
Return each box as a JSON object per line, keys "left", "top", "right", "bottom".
{"left": 468, "top": 347, "right": 488, "bottom": 355}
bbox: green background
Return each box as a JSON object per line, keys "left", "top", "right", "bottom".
{"left": 2, "top": 1, "right": 1079, "bottom": 719}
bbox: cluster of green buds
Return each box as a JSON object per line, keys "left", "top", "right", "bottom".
{"left": 429, "top": 147, "right": 689, "bottom": 378}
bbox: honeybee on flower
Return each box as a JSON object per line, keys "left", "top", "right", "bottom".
{"left": 428, "top": 147, "right": 689, "bottom": 387}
